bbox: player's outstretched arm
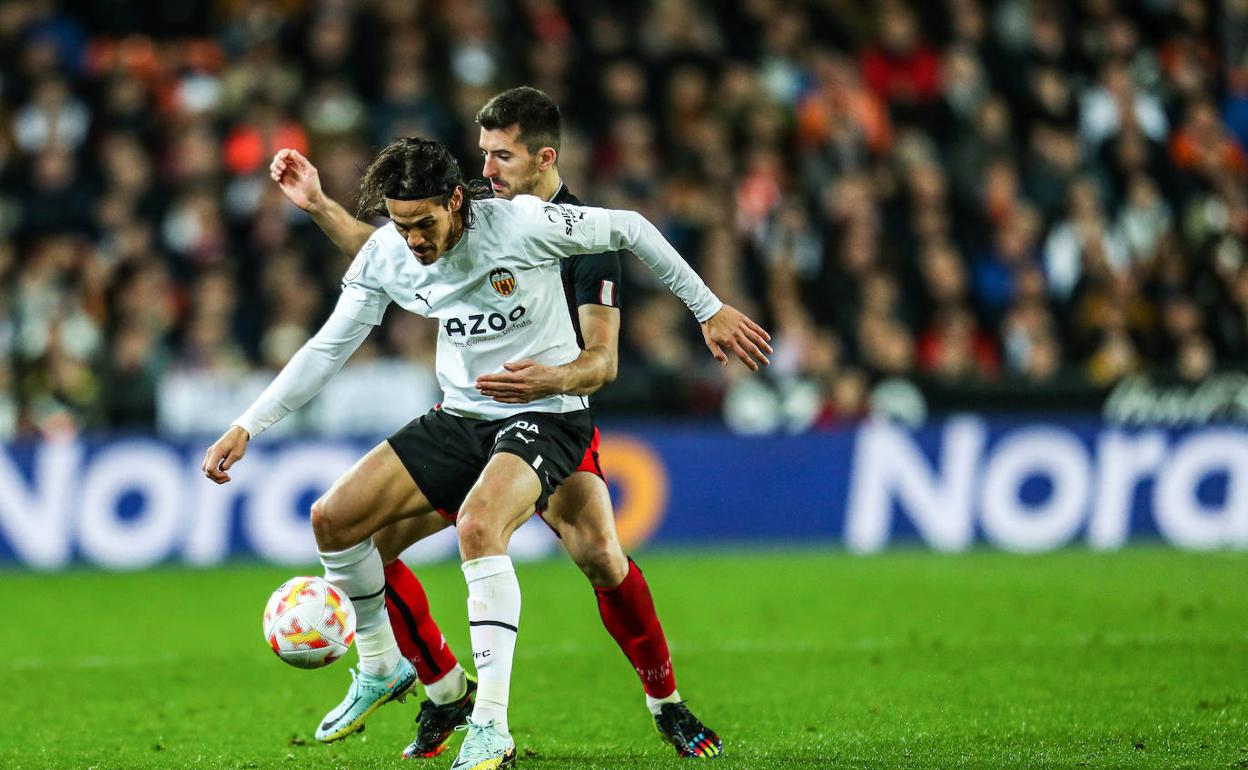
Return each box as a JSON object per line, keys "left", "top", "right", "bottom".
{"left": 476, "top": 305, "right": 619, "bottom": 403}
{"left": 602, "top": 209, "right": 771, "bottom": 370}
{"left": 200, "top": 305, "right": 373, "bottom": 484}
{"left": 518, "top": 196, "right": 771, "bottom": 369}
{"left": 270, "top": 148, "right": 376, "bottom": 256}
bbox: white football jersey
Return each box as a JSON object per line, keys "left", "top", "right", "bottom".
{"left": 336, "top": 195, "right": 610, "bottom": 419}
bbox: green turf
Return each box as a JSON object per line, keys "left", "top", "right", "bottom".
{"left": 1, "top": 548, "right": 1246, "bottom": 769}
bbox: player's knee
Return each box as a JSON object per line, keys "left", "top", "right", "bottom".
{"left": 456, "top": 510, "right": 501, "bottom": 559}
{"left": 574, "top": 536, "right": 627, "bottom": 586}
{"left": 310, "top": 495, "right": 346, "bottom": 551}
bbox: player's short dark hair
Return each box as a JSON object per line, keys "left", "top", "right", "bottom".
{"left": 357, "top": 137, "right": 489, "bottom": 224}
{"left": 475, "top": 86, "right": 562, "bottom": 155}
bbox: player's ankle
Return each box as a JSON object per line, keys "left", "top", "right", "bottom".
{"left": 646, "top": 689, "right": 682, "bottom": 716}
{"left": 425, "top": 664, "right": 467, "bottom": 704}
{"left": 356, "top": 627, "right": 402, "bottom": 676}
{"left": 472, "top": 704, "right": 510, "bottom": 737}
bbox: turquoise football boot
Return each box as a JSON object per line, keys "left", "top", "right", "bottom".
{"left": 315, "top": 657, "right": 418, "bottom": 743}
{"left": 448, "top": 717, "right": 516, "bottom": 769}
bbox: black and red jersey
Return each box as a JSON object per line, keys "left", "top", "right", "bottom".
{"left": 553, "top": 184, "right": 622, "bottom": 347}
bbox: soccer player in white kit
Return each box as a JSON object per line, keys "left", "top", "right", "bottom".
{"left": 273, "top": 86, "right": 730, "bottom": 760}
{"left": 202, "top": 137, "right": 769, "bottom": 769}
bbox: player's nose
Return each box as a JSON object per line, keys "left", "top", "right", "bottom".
{"left": 482, "top": 156, "right": 498, "bottom": 179}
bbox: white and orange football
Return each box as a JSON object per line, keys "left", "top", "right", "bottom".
{"left": 262, "top": 576, "right": 356, "bottom": 669}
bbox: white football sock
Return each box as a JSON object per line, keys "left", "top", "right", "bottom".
{"left": 320, "top": 540, "right": 401, "bottom": 676}
{"left": 424, "top": 663, "right": 468, "bottom": 705}
{"left": 646, "top": 689, "right": 682, "bottom": 715}
{"left": 463, "top": 555, "right": 520, "bottom": 737}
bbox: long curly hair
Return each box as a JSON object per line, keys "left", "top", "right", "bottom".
{"left": 356, "top": 137, "right": 490, "bottom": 225}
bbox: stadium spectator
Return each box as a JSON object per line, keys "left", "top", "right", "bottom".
{"left": 0, "top": 0, "right": 1245, "bottom": 437}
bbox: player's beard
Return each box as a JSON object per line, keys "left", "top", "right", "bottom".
{"left": 499, "top": 158, "right": 543, "bottom": 199}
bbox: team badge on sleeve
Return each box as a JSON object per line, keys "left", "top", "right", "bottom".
{"left": 344, "top": 254, "right": 364, "bottom": 283}
{"left": 490, "top": 268, "right": 517, "bottom": 297}
{"left": 343, "top": 238, "right": 375, "bottom": 284}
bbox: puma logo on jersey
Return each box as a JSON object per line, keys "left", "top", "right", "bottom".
{"left": 413, "top": 291, "right": 432, "bottom": 309}
{"left": 496, "top": 420, "right": 540, "bottom": 443}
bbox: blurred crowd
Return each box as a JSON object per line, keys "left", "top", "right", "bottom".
{"left": 0, "top": 0, "right": 1246, "bottom": 437}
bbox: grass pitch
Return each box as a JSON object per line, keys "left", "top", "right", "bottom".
{"left": 1, "top": 547, "right": 1246, "bottom": 769}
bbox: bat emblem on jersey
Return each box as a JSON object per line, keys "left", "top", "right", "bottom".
{"left": 542, "top": 204, "right": 585, "bottom": 235}
{"left": 344, "top": 254, "right": 365, "bottom": 283}
{"left": 489, "top": 268, "right": 517, "bottom": 297}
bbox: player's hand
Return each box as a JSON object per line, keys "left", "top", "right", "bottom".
{"left": 270, "top": 148, "right": 324, "bottom": 212}
{"left": 475, "top": 360, "right": 565, "bottom": 404}
{"left": 202, "top": 425, "right": 250, "bottom": 485}
{"left": 701, "top": 304, "right": 772, "bottom": 371}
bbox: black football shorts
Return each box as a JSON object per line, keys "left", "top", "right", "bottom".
{"left": 387, "top": 406, "right": 594, "bottom": 517}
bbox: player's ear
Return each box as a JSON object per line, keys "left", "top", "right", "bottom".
{"left": 537, "top": 147, "right": 557, "bottom": 171}
{"left": 447, "top": 185, "right": 464, "bottom": 212}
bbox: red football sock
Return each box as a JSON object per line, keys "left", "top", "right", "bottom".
{"left": 383, "top": 559, "right": 459, "bottom": 685}
{"left": 595, "top": 558, "right": 677, "bottom": 698}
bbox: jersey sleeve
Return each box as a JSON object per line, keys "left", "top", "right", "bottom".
{"left": 512, "top": 194, "right": 613, "bottom": 260}
{"left": 568, "top": 251, "right": 623, "bottom": 308}
{"left": 337, "top": 232, "right": 392, "bottom": 325}
{"left": 603, "top": 209, "right": 722, "bottom": 322}
{"left": 232, "top": 301, "right": 374, "bottom": 438}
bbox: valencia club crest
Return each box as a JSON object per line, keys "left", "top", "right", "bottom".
{"left": 490, "top": 267, "right": 517, "bottom": 297}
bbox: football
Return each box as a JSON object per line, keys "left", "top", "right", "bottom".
{"left": 262, "top": 576, "right": 356, "bottom": 669}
